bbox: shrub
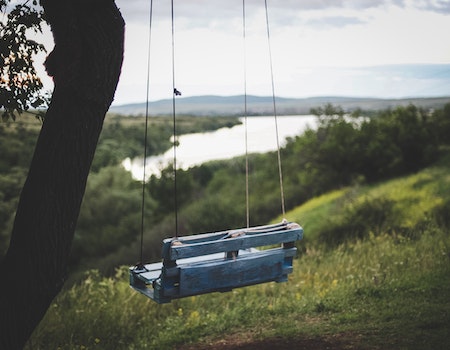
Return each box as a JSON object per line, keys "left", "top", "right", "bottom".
{"left": 318, "top": 196, "right": 397, "bottom": 247}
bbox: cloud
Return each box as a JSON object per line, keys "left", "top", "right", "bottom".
{"left": 116, "top": 0, "right": 404, "bottom": 27}
{"left": 112, "top": 0, "right": 450, "bottom": 104}
{"left": 412, "top": 0, "right": 450, "bottom": 14}
{"left": 115, "top": 0, "right": 450, "bottom": 33}
{"left": 114, "top": 0, "right": 450, "bottom": 35}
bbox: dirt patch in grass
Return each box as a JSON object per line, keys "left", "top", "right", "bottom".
{"left": 178, "top": 332, "right": 370, "bottom": 350}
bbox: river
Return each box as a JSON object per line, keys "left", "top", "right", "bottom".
{"left": 122, "top": 115, "right": 317, "bottom": 179}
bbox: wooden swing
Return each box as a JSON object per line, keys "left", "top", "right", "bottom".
{"left": 129, "top": 0, "right": 303, "bottom": 303}
{"left": 130, "top": 220, "right": 302, "bottom": 303}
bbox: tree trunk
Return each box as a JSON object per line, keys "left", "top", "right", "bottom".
{"left": 0, "top": 1, "right": 124, "bottom": 348}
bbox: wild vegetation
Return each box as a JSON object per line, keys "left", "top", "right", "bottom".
{"left": 0, "top": 114, "right": 240, "bottom": 260}
{"left": 27, "top": 147, "right": 450, "bottom": 350}
{"left": 1, "top": 102, "right": 450, "bottom": 348}
{"left": 117, "top": 103, "right": 448, "bottom": 271}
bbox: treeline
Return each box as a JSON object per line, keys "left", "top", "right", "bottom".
{"left": 282, "top": 103, "right": 450, "bottom": 199}
{"left": 180, "top": 103, "right": 450, "bottom": 229}
{"left": 1, "top": 104, "right": 449, "bottom": 275}
{"left": 0, "top": 114, "right": 240, "bottom": 259}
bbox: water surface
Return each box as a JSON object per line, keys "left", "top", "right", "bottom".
{"left": 123, "top": 115, "right": 317, "bottom": 179}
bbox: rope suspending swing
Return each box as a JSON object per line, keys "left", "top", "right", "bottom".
{"left": 137, "top": 0, "right": 178, "bottom": 270}
{"left": 130, "top": 0, "right": 303, "bottom": 304}
{"left": 137, "top": 0, "right": 154, "bottom": 269}
{"left": 264, "top": 0, "right": 286, "bottom": 218}
{"left": 170, "top": 0, "right": 180, "bottom": 238}
{"left": 243, "top": 0, "right": 250, "bottom": 228}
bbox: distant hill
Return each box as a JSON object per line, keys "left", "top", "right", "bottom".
{"left": 108, "top": 95, "right": 450, "bottom": 116}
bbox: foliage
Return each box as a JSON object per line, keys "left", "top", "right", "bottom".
{"left": 430, "top": 102, "right": 450, "bottom": 145}
{"left": 0, "top": 0, "right": 48, "bottom": 120}
{"left": 91, "top": 120, "right": 172, "bottom": 172}
{"left": 318, "top": 195, "right": 398, "bottom": 247}
{"left": 26, "top": 164, "right": 450, "bottom": 349}
{"left": 70, "top": 166, "right": 155, "bottom": 267}
{"left": 0, "top": 117, "right": 40, "bottom": 255}
{"left": 278, "top": 103, "right": 444, "bottom": 203}
{"left": 0, "top": 114, "right": 240, "bottom": 269}
{"left": 289, "top": 163, "right": 449, "bottom": 247}
{"left": 148, "top": 165, "right": 193, "bottom": 221}
{"left": 2, "top": 92, "right": 450, "bottom": 348}
{"left": 84, "top": 103, "right": 450, "bottom": 274}
{"left": 180, "top": 103, "right": 448, "bottom": 233}
{"left": 2, "top": 103, "right": 450, "bottom": 272}
{"left": 0, "top": 166, "right": 27, "bottom": 254}
{"left": 91, "top": 115, "right": 241, "bottom": 171}
{"left": 0, "top": 117, "right": 40, "bottom": 171}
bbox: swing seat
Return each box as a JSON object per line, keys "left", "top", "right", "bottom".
{"left": 129, "top": 220, "right": 303, "bottom": 303}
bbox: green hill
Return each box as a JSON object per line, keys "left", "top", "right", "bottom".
{"left": 28, "top": 157, "right": 450, "bottom": 349}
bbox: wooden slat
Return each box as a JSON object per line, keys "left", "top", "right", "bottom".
{"left": 179, "top": 249, "right": 285, "bottom": 296}
{"left": 168, "top": 227, "right": 302, "bottom": 260}
{"left": 164, "top": 221, "right": 291, "bottom": 245}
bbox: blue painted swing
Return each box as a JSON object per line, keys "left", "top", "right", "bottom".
{"left": 130, "top": 220, "right": 302, "bottom": 303}
{"left": 129, "top": 0, "right": 303, "bottom": 303}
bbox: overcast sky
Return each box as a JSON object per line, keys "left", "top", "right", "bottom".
{"left": 37, "top": 0, "right": 450, "bottom": 105}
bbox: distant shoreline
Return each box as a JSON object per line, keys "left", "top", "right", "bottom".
{"left": 109, "top": 95, "right": 450, "bottom": 117}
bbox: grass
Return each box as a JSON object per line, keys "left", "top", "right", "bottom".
{"left": 285, "top": 188, "right": 348, "bottom": 241}
{"left": 27, "top": 161, "right": 450, "bottom": 349}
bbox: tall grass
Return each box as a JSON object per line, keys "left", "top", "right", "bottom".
{"left": 27, "top": 163, "right": 450, "bottom": 349}
{"left": 28, "top": 228, "right": 450, "bottom": 349}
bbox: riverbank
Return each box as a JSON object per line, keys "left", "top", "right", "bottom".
{"left": 123, "top": 115, "right": 316, "bottom": 179}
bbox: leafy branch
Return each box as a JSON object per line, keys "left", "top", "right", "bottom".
{"left": 0, "top": 0, "right": 49, "bottom": 120}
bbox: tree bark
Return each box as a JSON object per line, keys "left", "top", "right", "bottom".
{"left": 0, "top": 1, "right": 124, "bottom": 348}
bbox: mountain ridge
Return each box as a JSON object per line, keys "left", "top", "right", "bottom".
{"left": 109, "top": 95, "right": 450, "bottom": 116}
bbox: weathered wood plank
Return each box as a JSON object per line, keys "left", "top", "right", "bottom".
{"left": 179, "top": 250, "right": 285, "bottom": 296}
{"left": 167, "top": 226, "right": 302, "bottom": 260}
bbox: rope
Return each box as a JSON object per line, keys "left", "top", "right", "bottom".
{"left": 139, "top": 0, "right": 154, "bottom": 265}
{"left": 264, "top": 0, "right": 286, "bottom": 217}
{"left": 242, "top": 0, "right": 250, "bottom": 229}
{"left": 138, "top": 0, "right": 284, "bottom": 254}
{"left": 171, "top": 0, "right": 179, "bottom": 238}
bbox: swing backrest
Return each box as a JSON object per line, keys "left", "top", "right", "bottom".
{"left": 162, "top": 221, "right": 302, "bottom": 261}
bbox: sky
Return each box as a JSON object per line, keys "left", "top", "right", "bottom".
{"left": 35, "top": 0, "right": 450, "bottom": 105}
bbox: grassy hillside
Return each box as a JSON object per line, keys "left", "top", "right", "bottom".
{"left": 289, "top": 155, "right": 450, "bottom": 245}
{"left": 27, "top": 157, "right": 450, "bottom": 349}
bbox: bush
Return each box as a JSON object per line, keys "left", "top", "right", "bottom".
{"left": 318, "top": 196, "right": 397, "bottom": 247}
{"left": 432, "top": 198, "right": 450, "bottom": 231}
